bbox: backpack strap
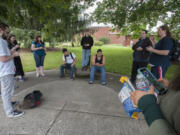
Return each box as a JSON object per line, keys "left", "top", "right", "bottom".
{"left": 70, "top": 52, "right": 74, "bottom": 61}
{"left": 64, "top": 52, "right": 74, "bottom": 63}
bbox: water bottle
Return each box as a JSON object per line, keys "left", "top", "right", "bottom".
{"left": 136, "top": 73, "right": 150, "bottom": 91}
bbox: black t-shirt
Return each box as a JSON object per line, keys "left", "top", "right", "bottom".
{"left": 81, "top": 36, "right": 94, "bottom": 49}
{"left": 149, "top": 37, "right": 173, "bottom": 67}
{"left": 8, "top": 40, "right": 20, "bottom": 51}
{"left": 132, "top": 37, "right": 152, "bottom": 62}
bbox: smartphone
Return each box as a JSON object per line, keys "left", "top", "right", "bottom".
{"left": 138, "top": 67, "right": 167, "bottom": 95}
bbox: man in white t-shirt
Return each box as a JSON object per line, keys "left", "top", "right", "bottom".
{"left": 0, "top": 23, "right": 24, "bottom": 118}
{"left": 60, "top": 48, "right": 77, "bottom": 79}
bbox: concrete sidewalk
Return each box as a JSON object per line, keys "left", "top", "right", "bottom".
{"left": 0, "top": 70, "right": 147, "bottom": 135}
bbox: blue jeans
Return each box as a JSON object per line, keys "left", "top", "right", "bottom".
{"left": 89, "top": 66, "right": 106, "bottom": 83}
{"left": 33, "top": 53, "right": 45, "bottom": 67}
{"left": 82, "top": 49, "right": 91, "bottom": 67}
{"left": 60, "top": 64, "right": 75, "bottom": 78}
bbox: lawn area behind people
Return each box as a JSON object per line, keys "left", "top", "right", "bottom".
{"left": 20, "top": 45, "right": 177, "bottom": 80}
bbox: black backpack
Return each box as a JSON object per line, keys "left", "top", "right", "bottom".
{"left": 21, "top": 90, "right": 43, "bottom": 109}
{"left": 160, "top": 37, "right": 179, "bottom": 62}
{"left": 170, "top": 39, "right": 179, "bottom": 62}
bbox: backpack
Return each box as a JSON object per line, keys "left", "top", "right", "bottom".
{"left": 170, "top": 39, "right": 179, "bottom": 62}
{"left": 64, "top": 52, "right": 74, "bottom": 62}
{"left": 20, "top": 90, "right": 43, "bottom": 109}
{"left": 161, "top": 37, "right": 179, "bottom": 62}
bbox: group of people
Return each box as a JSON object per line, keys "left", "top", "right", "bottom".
{"left": 59, "top": 33, "right": 106, "bottom": 85}
{"left": 59, "top": 26, "right": 180, "bottom": 135}
{"left": 0, "top": 23, "right": 24, "bottom": 117}
{"left": 0, "top": 22, "right": 180, "bottom": 135}
{"left": 130, "top": 26, "right": 180, "bottom": 135}
{"left": 131, "top": 26, "right": 175, "bottom": 84}
{"left": 31, "top": 33, "right": 106, "bottom": 85}
{"left": 59, "top": 48, "right": 106, "bottom": 85}
{"left": 0, "top": 24, "right": 106, "bottom": 119}
{"left": 0, "top": 24, "right": 47, "bottom": 118}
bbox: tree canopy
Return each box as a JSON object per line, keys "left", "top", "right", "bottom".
{"left": 93, "top": 0, "right": 180, "bottom": 38}
{"left": 0, "top": 0, "right": 95, "bottom": 42}
{"left": 1, "top": 0, "right": 179, "bottom": 41}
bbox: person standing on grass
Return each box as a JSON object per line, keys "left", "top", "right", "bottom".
{"left": 146, "top": 25, "right": 174, "bottom": 79}
{"left": 0, "top": 23, "right": 24, "bottom": 118}
{"left": 31, "top": 35, "right": 47, "bottom": 77}
{"left": 81, "top": 33, "right": 94, "bottom": 71}
{"left": 60, "top": 48, "right": 77, "bottom": 80}
{"left": 130, "top": 29, "right": 152, "bottom": 84}
{"left": 8, "top": 34, "right": 25, "bottom": 81}
{"left": 89, "top": 49, "right": 106, "bottom": 85}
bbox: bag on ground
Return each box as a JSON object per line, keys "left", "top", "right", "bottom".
{"left": 20, "top": 90, "right": 43, "bottom": 109}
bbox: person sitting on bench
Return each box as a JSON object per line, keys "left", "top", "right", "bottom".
{"left": 60, "top": 48, "right": 77, "bottom": 80}
{"left": 89, "top": 49, "right": 106, "bottom": 85}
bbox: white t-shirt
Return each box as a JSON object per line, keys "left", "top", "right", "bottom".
{"left": 62, "top": 52, "right": 76, "bottom": 64}
{"left": 0, "top": 38, "right": 15, "bottom": 77}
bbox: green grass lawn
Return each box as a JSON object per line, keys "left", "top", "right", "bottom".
{"left": 20, "top": 45, "right": 178, "bottom": 80}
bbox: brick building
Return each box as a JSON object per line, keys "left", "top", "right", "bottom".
{"left": 85, "top": 26, "right": 131, "bottom": 46}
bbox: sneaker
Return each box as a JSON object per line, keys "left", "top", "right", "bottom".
{"left": 102, "top": 82, "right": 106, "bottom": 85}
{"left": 36, "top": 73, "right": 40, "bottom": 77}
{"left": 7, "top": 110, "right": 24, "bottom": 118}
{"left": 89, "top": 81, "right": 93, "bottom": 84}
{"left": 40, "top": 72, "right": 45, "bottom": 77}
{"left": 70, "top": 77, "right": 75, "bottom": 80}
{"left": 84, "top": 66, "right": 88, "bottom": 71}
{"left": 19, "top": 78, "right": 24, "bottom": 82}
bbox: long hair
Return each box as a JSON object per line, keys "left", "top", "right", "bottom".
{"left": 159, "top": 25, "right": 172, "bottom": 38}
{"left": 8, "top": 34, "right": 18, "bottom": 47}
{"left": 170, "top": 65, "right": 180, "bottom": 91}
{"left": 8, "top": 34, "right": 15, "bottom": 42}
{"left": 35, "top": 35, "right": 43, "bottom": 43}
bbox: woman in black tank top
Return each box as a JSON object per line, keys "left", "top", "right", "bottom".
{"left": 89, "top": 49, "right": 106, "bottom": 85}
{"left": 95, "top": 54, "right": 103, "bottom": 64}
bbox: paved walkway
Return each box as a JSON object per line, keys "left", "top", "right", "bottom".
{"left": 0, "top": 70, "right": 147, "bottom": 135}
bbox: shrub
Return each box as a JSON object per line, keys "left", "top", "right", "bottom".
{"left": 94, "top": 41, "right": 104, "bottom": 46}
{"left": 99, "top": 37, "right": 110, "bottom": 44}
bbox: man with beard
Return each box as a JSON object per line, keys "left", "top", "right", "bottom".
{"left": 0, "top": 23, "right": 24, "bottom": 117}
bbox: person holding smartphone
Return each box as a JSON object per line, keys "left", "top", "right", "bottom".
{"left": 8, "top": 34, "right": 25, "bottom": 81}
{"left": 130, "top": 67, "right": 180, "bottom": 135}
{"left": 0, "top": 23, "right": 24, "bottom": 117}
{"left": 31, "top": 35, "right": 47, "bottom": 77}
